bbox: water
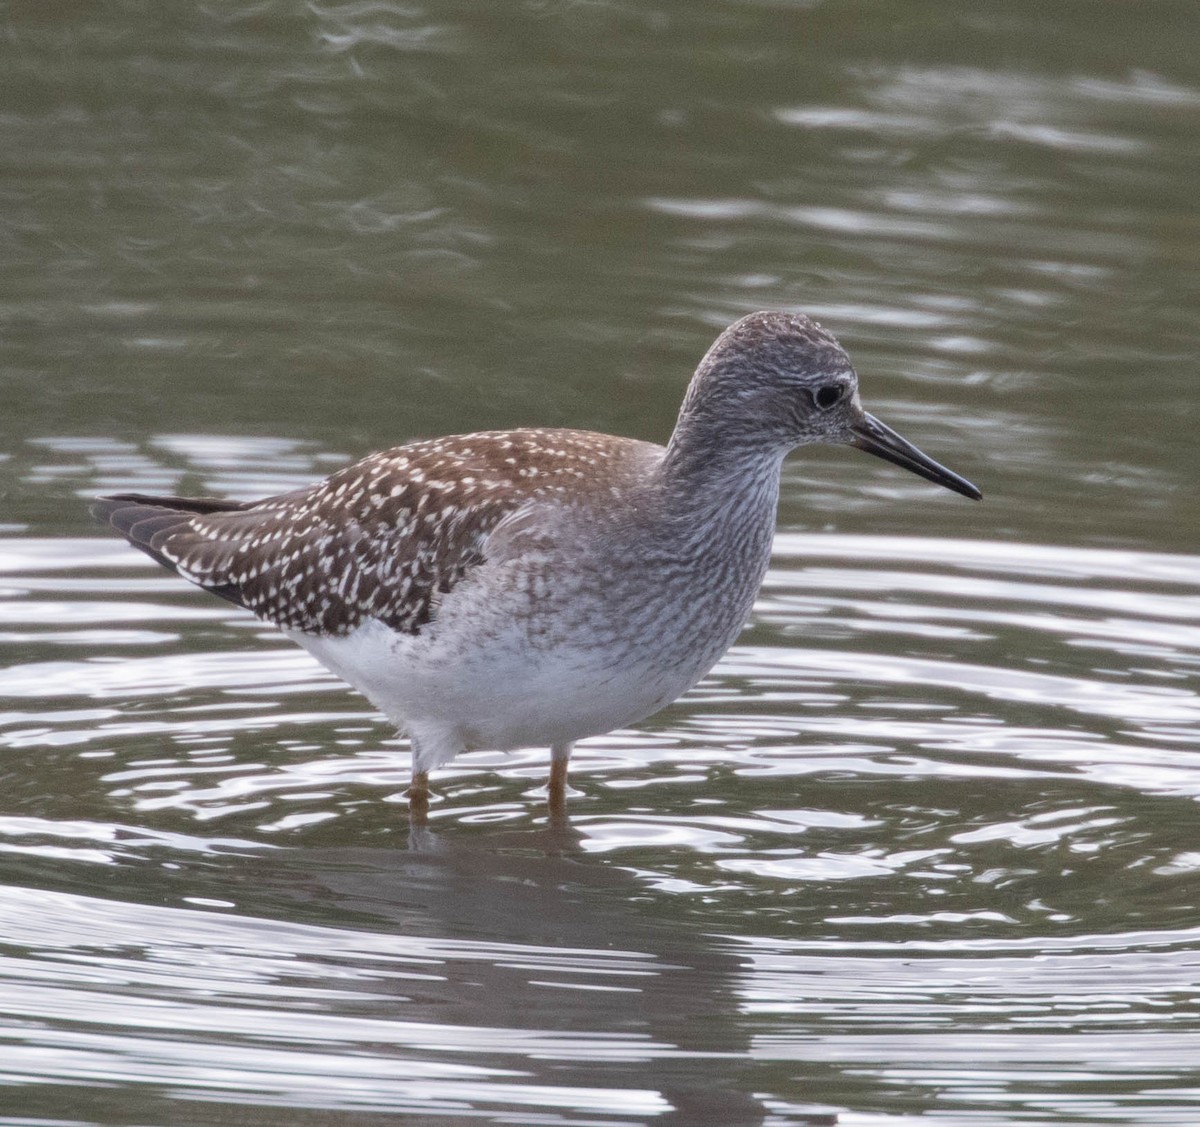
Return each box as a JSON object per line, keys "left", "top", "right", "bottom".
{"left": 1, "top": 1, "right": 1198, "bottom": 1124}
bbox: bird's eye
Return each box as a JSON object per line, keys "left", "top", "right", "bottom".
{"left": 813, "top": 384, "right": 843, "bottom": 410}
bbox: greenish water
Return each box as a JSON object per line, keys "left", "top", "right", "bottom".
{"left": 1, "top": 2, "right": 1198, "bottom": 1124}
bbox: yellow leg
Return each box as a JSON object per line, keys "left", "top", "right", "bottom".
{"left": 548, "top": 743, "right": 572, "bottom": 815}
{"left": 406, "top": 769, "right": 430, "bottom": 823}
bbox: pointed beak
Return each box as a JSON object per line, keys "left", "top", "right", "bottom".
{"left": 850, "top": 412, "right": 982, "bottom": 500}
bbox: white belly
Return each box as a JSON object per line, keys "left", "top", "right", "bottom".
{"left": 288, "top": 612, "right": 720, "bottom": 769}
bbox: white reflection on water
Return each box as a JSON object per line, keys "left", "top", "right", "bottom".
{"left": 1, "top": 531, "right": 1198, "bottom": 1124}
{"left": 2, "top": 532, "right": 1197, "bottom": 815}
{"left": 0, "top": 871, "right": 729, "bottom": 1123}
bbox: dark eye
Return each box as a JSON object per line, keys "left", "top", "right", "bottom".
{"left": 813, "top": 384, "right": 843, "bottom": 410}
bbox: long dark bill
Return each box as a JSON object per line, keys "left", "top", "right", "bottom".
{"left": 850, "top": 413, "right": 982, "bottom": 500}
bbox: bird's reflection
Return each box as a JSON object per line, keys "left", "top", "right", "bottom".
{"left": 220, "top": 806, "right": 835, "bottom": 1127}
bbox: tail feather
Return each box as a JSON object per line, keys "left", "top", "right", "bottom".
{"left": 92, "top": 492, "right": 250, "bottom": 528}
{"left": 92, "top": 493, "right": 254, "bottom": 605}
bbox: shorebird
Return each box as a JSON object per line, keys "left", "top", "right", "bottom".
{"left": 94, "top": 311, "right": 980, "bottom": 814}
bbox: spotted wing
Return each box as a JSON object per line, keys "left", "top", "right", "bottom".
{"left": 93, "top": 430, "right": 652, "bottom": 637}
{"left": 93, "top": 479, "right": 521, "bottom": 637}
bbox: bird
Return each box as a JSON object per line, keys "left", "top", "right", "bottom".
{"left": 93, "top": 311, "right": 980, "bottom": 816}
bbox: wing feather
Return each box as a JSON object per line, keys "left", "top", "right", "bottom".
{"left": 93, "top": 430, "right": 656, "bottom": 636}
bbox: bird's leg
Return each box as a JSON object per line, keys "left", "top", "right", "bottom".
{"left": 406, "top": 733, "right": 432, "bottom": 823}
{"left": 408, "top": 772, "right": 432, "bottom": 806}
{"left": 548, "top": 742, "right": 573, "bottom": 816}
{"left": 406, "top": 769, "right": 430, "bottom": 825}
{"left": 408, "top": 777, "right": 432, "bottom": 830}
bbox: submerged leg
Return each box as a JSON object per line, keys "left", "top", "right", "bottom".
{"left": 407, "top": 769, "right": 430, "bottom": 804}
{"left": 406, "top": 769, "right": 430, "bottom": 827}
{"left": 548, "top": 742, "right": 573, "bottom": 815}
{"left": 406, "top": 733, "right": 432, "bottom": 823}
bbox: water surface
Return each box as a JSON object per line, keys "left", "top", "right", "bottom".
{"left": 1, "top": 1, "right": 1198, "bottom": 1123}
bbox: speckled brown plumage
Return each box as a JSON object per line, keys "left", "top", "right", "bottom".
{"left": 94, "top": 428, "right": 656, "bottom": 637}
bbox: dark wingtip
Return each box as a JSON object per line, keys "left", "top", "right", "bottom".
{"left": 91, "top": 493, "right": 253, "bottom": 575}
{"left": 91, "top": 496, "right": 154, "bottom": 540}
{"left": 89, "top": 493, "right": 258, "bottom": 613}
{"left": 92, "top": 492, "right": 250, "bottom": 527}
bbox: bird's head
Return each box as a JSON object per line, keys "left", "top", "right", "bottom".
{"left": 683, "top": 310, "right": 981, "bottom": 500}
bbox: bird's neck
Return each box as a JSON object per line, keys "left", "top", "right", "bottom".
{"left": 661, "top": 392, "right": 787, "bottom": 494}
{"left": 654, "top": 410, "right": 787, "bottom": 560}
